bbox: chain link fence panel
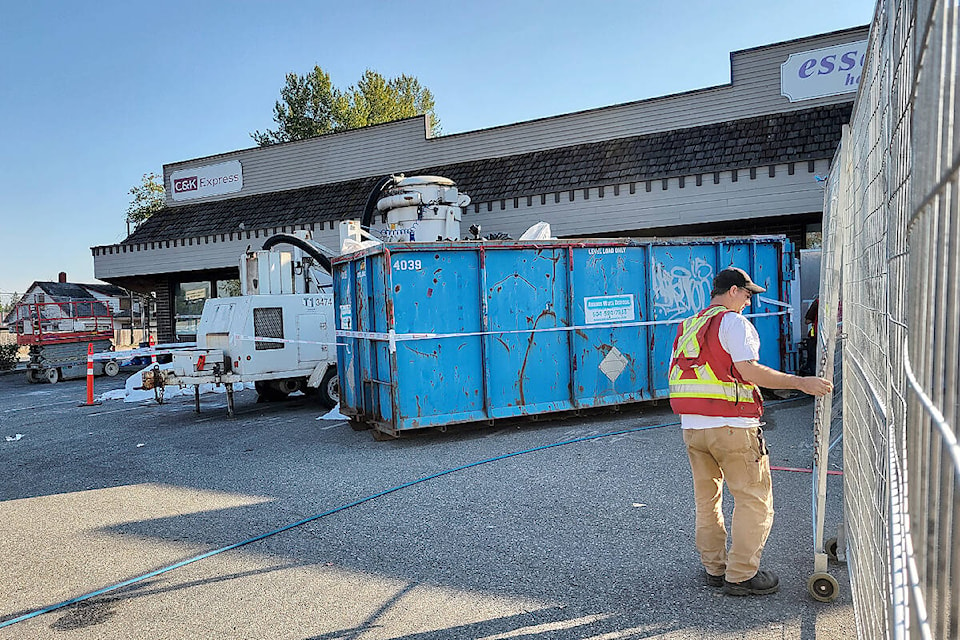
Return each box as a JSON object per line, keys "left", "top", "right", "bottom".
{"left": 822, "top": 0, "right": 958, "bottom": 637}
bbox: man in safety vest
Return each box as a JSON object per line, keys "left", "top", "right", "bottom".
{"left": 669, "top": 267, "right": 832, "bottom": 596}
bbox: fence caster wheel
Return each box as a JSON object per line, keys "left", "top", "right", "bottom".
{"left": 104, "top": 360, "right": 120, "bottom": 377}
{"left": 45, "top": 368, "right": 61, "bottom": 384}
{"left": 824, "top": 536, "right": 839, "bottom": 562}
{"left": 807, "top": 572, "right": 839, "bottom": 602}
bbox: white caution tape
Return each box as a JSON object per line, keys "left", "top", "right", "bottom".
{"left": 758, "top": 296, "right": 793, "bottom": 309}
{"left": 336, "top": 310, "right": 789, "bottom": 352}
{"left": 232, "top": 335, "right": 343, "bottom": 347}
{"left": 87, "top": 343, "right": 198, "bottom": 362}
{"left": 176, "top": 308, "right": 790, "bottom": 355}
{"left": 83, "top": 300, "right": 791, "bottom": 360}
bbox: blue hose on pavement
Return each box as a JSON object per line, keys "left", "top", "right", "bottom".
{"left": 1, "top": 395, "right": 814, "bottom": 629}
{"left": 0, "top": 419, "right": 680, "bottom": 629}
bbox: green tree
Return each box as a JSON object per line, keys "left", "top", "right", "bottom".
{"left": 252, "top": 66, "right": 440, "bottom": 146}
{"left": 0, "top": 292, "right": 18, "bottom": 316}
{"left": 126, "top": 173, "right": 166, "bottom": 228}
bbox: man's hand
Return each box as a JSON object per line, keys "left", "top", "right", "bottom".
{"left": 797, "top": 375, "right": 833, "bottom": 397}
{"left": 735, "top": 360, "right": 834, "bottom": 396}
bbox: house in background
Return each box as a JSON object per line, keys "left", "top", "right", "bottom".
{"left": 2, "top": 273, "right": 150, "bottom": 347}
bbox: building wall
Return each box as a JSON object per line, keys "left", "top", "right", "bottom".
{"left": 95, "top": 158, "right": 830, "bottom": 280}
{"left": 161, "top": 27, "right": 867, "bottom": 207}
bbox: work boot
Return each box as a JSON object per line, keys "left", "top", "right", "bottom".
{"left": 703, "top": 571, "right": 724, "bottom": 587}
{"left": 723, "top": 569, "right": 780, "bottom": 596}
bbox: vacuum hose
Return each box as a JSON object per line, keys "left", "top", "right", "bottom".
{"left": 360, "top": 175, "right": 396, "bottom": 230}
{"left": 262, "top": 233, "right": 333, "bottom": 274}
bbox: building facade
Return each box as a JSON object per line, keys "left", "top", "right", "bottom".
{"left": 92, "top": 26, "right": 869, "bottom": 342}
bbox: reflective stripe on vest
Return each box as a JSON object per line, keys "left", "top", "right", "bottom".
{"left": 668, "top": 305, "right": 762, "bottom": 417}
{"left": 672, "top": 306, "right": 727, "bottom": 361}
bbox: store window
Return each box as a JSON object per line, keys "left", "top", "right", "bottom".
{"left": 805, "top": 223, "right": 823, "bottom": 249}
{"left": 175, "top": 281, "right": 210, "bottom": 339}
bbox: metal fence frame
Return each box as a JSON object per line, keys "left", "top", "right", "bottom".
{"left": 821, "top": 0, "right": 959, "bottom": 637}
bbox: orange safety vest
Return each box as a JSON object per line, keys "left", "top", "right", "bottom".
{"left": 668, "top": 304, "right": 763, "bottom": 418}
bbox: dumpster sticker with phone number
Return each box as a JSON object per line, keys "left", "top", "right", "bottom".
{"left": 583, "top": 295, "right": 635, "bottom": 324}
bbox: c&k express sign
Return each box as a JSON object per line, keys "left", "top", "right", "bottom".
{"left": 170, "top": 160, "right": 243, "bottom": 202}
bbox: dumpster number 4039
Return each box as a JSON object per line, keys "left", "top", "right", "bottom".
{"left": 393, "top": 259, "right": 423, "bottom": 271}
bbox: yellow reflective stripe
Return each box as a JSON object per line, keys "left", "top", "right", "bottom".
{"left": 669, "top": 392, "right": 737, "bottom": 400}
{"left": 670, "top": 380, "right": 740, "bottom": 392}
{"left": 672, "top": 306, "right": 727, "bottom": 359}
{"left": 668, "top": 361, "right": 722, "bottom": 384}
{"left": 669, "top": 375, "right": 761, "bottom": 403}
{"left": 674, "top": 321, "right": 702, "bottom": 357}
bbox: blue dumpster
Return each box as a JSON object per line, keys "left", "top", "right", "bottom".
{"left": 333, "top": 236, "right": 795, "bottom": 436}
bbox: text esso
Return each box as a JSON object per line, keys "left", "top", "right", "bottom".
{"left": 797, "top": 49, "right": 865, "bottom": 79}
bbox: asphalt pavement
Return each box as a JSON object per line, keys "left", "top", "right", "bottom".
{"left": 0, "top": 369, "right": 854, "bottom": 639}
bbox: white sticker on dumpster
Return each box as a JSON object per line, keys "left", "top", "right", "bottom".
{"left": 339, "top": 305, "right": 352, "bottom": 331}
{"left": 584, "top": 295, "right": 635, "bottom": 324}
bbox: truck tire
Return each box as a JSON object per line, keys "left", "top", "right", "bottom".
{"left": 26, "top": 369, "right": 42, "bottom": 384}
{"left": 317, "top": 367, "right": 339, "bottom": 409}
{"left": 45, "top": 368, "right": 61, "bottom": 384}
{"left": 103, "top": 360, "right": 120, "bottom": 377}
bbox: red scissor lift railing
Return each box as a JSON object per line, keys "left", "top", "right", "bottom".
{"left": 14, "top": 300, "right": 114, "bottom": 346}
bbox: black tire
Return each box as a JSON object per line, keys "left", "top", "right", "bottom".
{"left": 45, "top": 367, "right": 61, "bottom": 384}
{"left": 824, "top": 537, "right": 839, "bottom": 561}
{"left": 317, "top": 367, "right": 339, "bottom": 409}
{"left": 26, "top": 369, "right": 42, "bottom": 384}
{"left": 103, "top": 360, "right": 120, "bottom": 377}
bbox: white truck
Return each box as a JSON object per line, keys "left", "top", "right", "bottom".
{"left": 147, "top": 232, "right": 339, "bottom": 416}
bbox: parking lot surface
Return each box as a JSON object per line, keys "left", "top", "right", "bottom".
{"left": 0, "top": 370, "right": 853, "bottom": 639}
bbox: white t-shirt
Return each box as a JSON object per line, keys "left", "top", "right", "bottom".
{"left": 680, "top": 311, "right": 762, "bottom": 430}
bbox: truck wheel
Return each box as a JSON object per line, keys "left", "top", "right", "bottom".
{"left": 26, "top": 369, "right": 42, "bottom": 384}
{"left": 103, "top": 361, "right": 120, "bottom": 377}
{"left": 275, "top": 378, "right": 301, "bottom": 395}
{"left": 45, "top": 368, "right": 61, "bottom": 384}
{"left": 317, "top": 367, "right": 339, "bottom": 409}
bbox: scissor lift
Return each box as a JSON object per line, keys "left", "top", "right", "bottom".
{"left": 14, "top": 300, "right": 120, "bottom": 384}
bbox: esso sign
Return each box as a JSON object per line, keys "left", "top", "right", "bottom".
{"left": 781, "top": 40, "right": 868, "bottom": 102}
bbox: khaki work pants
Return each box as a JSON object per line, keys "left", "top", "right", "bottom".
{"left": 682, "top": 426, "right": 773, "bottom": 583}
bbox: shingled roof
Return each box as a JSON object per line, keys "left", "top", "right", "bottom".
{"left": 124, "top": 103, "right": 851, "bottom": 245}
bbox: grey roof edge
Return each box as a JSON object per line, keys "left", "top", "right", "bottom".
{"left": 436, "top": 24, "right": 866, "bottom": 143}
{"left": 162, "top": 116, "right": 431, "bottom": 172}
{"left": 729, "top": 24, "right": 870, "bottom": 58}
{"left": 161, "top": 26, "right": 869, "bottom": 172}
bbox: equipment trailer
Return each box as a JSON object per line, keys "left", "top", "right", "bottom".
{"left": 147, "top": 232, "right": 339, "bottom": 416}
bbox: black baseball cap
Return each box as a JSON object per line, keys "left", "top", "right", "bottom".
{"left": 713, "top": 267, "right": 766, "bottom": 294}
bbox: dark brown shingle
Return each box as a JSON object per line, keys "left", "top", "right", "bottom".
{"left": 125, "top": 103, "right": 850, "bottom": 245}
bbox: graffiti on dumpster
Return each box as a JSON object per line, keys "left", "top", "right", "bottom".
{"left": 652, "top": 258, "right": 713, "bottom": 317}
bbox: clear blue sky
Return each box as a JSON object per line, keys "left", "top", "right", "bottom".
{"left": 0, "top": 0, "right": 876, "bottom": 303}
